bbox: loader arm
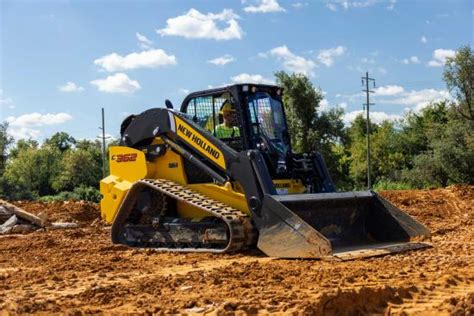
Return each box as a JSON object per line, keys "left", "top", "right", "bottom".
{"left": 120, "top": 108, "right": 276, "bottom": 223}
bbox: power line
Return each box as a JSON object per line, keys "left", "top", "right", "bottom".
{"left": 362, "top": 72, "right": 376, "bottom": 190}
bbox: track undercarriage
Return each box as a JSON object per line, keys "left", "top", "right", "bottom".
{"left": 112, "top": 179, "right": 256, "bottom": 253}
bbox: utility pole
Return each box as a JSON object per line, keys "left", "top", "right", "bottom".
{"left": 98, "top": 107, "right": 108, "bottom": 178}
{"left": 362, "top": 72, "right": 376, "bottom": 190}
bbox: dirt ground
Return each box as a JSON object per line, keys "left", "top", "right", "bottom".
{"left": 0, "top": 186, "right": 473, "bottom": 315}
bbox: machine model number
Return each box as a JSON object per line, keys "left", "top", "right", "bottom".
{"left": 112, "top": 153, "right": 137, "bottom": 163}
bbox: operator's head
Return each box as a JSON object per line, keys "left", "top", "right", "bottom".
{"left": 220, "top": 101, "right": 237, "bottom": 127}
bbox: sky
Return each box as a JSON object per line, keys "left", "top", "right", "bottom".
{"left": 1, "top": 0, "right": 472, "bottom": 141}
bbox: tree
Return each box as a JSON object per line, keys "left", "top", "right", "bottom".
{"left": 274, "top": 71, "right": 350, "bottom": 187}
{"left": 275, "top": 71, "right": 323, "bottom": 153}
{"left": 313, "top": 107, "right": 351, "bottom": 187}
{"left": 401, "top": 102, "right": 474, "bottom": 187}
{"left": 44, "top": 132, "right": 76, "bottom": 152}
{"left": 9, "top": 139, "right": 39, "bottom": 159}
{"left": 3, "top": 145, "right": 61, "bottom": 198}
{"left": 347, "top": 114, "right": 380, "bottom": 188}
{"left": 0, "top": 122, "right": 13, "bottom": 176}
{"left": 444, "top": 45, "right": 474, "bottom": 121}
{"left": 397, "top": 101, "right": 450, "bottom": 169}
{"left": 53, "top": 148, "right": 102, "bottom": 192}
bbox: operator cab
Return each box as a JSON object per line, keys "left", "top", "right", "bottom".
{"left": 180, "top": 84, "right": 291, "bottom": 175}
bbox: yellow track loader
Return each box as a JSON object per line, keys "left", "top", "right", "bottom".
{"left": 100, "top": 84, "right": 430, "bottom": 259}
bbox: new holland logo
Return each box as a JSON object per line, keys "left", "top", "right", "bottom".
{"left": 177, "top": 124, "right": 220, "bottom": 160}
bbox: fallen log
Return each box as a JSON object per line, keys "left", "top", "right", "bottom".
{"left": 0, "top": 200, "right": 48, "bottom": 227}
{"left": 48, "top": 222, "right": 80, "bottom": 230}
{"left": 0, "top": 215, "right": 18, "bottom": 234}
{"left": 0, "top": 206, "right": 12, "bottom": 223}
{"left": 11, "top": 224, "right": 36, "bottom": 234}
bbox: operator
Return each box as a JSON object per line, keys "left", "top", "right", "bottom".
{"left": 215, "top": 101, "right": 240, "bottom": 138}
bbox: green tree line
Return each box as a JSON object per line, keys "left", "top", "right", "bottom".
{"left": 0, "top": 46, "right": 472, "bottom": 201}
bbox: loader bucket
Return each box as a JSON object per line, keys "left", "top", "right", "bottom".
{"left": 256, "top": 191, "right": 431, "bottom": 260}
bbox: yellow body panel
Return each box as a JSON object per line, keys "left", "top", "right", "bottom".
{"left": 152, "top": 146, "right": 187, "bottom": 184}
{"left": 100, "top": 142, "right": 306, "bottom": 224}
{"left": 100, "top": 147, "right": 150, "bottom": 222}
{"left": 108, "top": 146, "right": 150, "bottom": 181}
{"left": 100, "top": 175, "right": 133, "bottom": 222}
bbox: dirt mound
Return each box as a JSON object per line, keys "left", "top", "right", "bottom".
{"left": 13, "top": 200, "right": 101, "bottom": 225}
{"left": 380, "top": 184, "right": 473, "bottom": 234}
{"left": 0, "top": 187, "right": 473, "bottom": 314}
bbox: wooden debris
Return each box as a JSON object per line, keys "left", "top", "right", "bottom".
{"left": 11, "top": 224, "right": 36, "bottom": 234}
{"left": 48, "top": 222, "right": 80, "bottom": 230}
{"left": 0, "top": 215, "right": 18, "bottom": 234}
{"left": 0, "top": 206, "right": 12, "bottom": 222}
{"left": 0, "top": 199, "right": 48, "bottom": 227}
{"left": 0, "top": 200, "right": 80, "bottom": 234}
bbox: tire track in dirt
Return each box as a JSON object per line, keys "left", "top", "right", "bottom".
{"left": 387, "top": 276, "right": 474, "bottom": 315}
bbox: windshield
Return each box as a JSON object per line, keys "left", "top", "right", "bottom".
{"left": 248, "top": 92, "right": 289, "bottom": 153}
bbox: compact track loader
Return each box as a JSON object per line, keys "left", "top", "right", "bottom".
{"left": 100, "top": 84, "right": 430, "bottom": 259}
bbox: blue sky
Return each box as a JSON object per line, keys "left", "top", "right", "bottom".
{"left": 1, "top": 0, "right": 472, "bottom": 141}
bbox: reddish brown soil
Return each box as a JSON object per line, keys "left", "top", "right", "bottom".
{"left": 0, "top": 186, "right": 473, "bottom": 315}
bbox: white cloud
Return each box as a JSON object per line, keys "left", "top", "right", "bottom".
{"left": 0, "top": 89, "right": 15, "bottom": 109}
{"left": 58, "top": 81, "right": 84, "bottom": 92}
{"left": 319, "top": 99, "right": 330, "bottom": 111}
{"left": 157, "top": 9, "right": 243, "bottom": 40}
{"left": 136, "top": 32, "right": 153, "bottom": 49}
{"left": 421, "top": 36, "right": 428, "bottom": 44}
{"left": 208, "top": 54, "right": 235, "bottom": 66}
{"left": 95, "top": 133, "right": 117, "bottom": 142}
{"left": 317, "top": 46, "right": 346, "bottom": 67}
{"left": 343, "top": 110, "right": 401, "bottom": 124}
{"left": 401, "top": 56, "right": 420, "bottom": 64}
{"left": 386, "top": 89, "right": 451, "bottom": 111}
{"left": 374, "top": 85, "right": 404, "bottom": 96}
{"left": 94, "top": 49, "right": 177, "bottom": 72}
{"left": 244, "top": 0, "right": 286, "bottom": 13}
{"left": 361, "top": 57, "right": 376, "bottom": 64}
{"left": 326, "top": 3, "right": 338, "bottom": 11}
{"left": 377, "top": 67, "right": 387, "bottom": 75}
{"left": 428, "top": 48, "right": 456, "bottom": 67}
{"left": 90, "top": 73, "right": 141, "bottom": 94}
{"left": 325, "top": 0, "right": 380, "bottom": 11}
{"left": 231, "top": 73, "right": 274, "bottom": 85}
{"left": 338, "top": 85, "right": 451, "bottom": 114}
{"left": 6, "top": 112, "right": 72, "bottom": 139}
{"left": 136, "top": 32, "right": 152, "bottom": 45}
{"left": 179, "top": 88, "right": 190, "bottom": 94}
{"left": 269, "top": 45, "right": 317, "bottom": 76}
{"left": 339, "top": 102, "right": 348, "bottom": 109}
{"left": 386, "top": 0, "right": 397, "bottom": 10}
{"left": 292, "top": 2, "right": 308, "bottom": 8}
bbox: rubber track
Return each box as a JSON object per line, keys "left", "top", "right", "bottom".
{"left": 128, "top": 179, "right": 256, "bottom": 253}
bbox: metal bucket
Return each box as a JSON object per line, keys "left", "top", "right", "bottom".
{"left": 256, "top": 191, "right": 431, "bottom": 260}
